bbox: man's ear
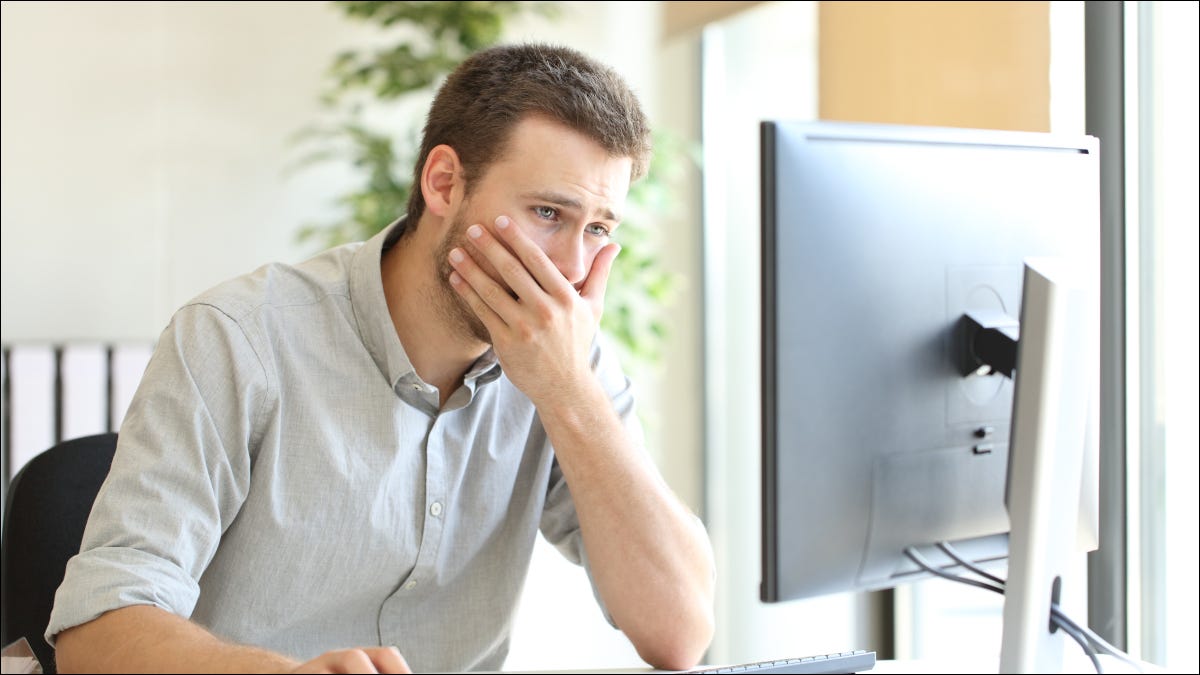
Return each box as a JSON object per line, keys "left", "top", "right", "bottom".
{"left": 420, "top": 144, "right": 462, "bottom": 218}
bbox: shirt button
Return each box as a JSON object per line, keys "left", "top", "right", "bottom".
{"left": 430, "top": 501, "right": 443, "bottom": 517}
{"left": 411, "top": 383, "right": 422, "bottom": 391}
{"left": 405, "top": 580, "right": 417, "bottom": 590}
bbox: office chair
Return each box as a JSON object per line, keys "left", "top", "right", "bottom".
{"left": 1, "top": 432, "right": 117, "bottom": 675}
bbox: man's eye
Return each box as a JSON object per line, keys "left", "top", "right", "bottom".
{"left": 533, "top": 205, "right": 558, "bottom": 220}
{"left": 586, "top": 223, "right": 612, "bottom": 238}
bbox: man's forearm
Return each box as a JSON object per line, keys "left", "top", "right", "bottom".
{"left": 55, "top": 605, "right": 299, "bottom": 674}
{"left": 537, "top": 380, "right": 716, "bottom": 671}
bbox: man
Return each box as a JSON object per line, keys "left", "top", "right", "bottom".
{"left": 48, "top": 43, "right": 715, "bottom": 673}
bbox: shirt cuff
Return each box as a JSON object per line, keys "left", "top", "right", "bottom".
{"left": 45, "top": 546, "right": 201, "bottom": 647}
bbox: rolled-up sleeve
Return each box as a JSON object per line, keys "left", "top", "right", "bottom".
{"left": 46, "top": 303, "right": 272, "bottom": 645}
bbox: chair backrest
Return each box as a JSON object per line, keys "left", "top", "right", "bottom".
{"left": 1, "top": 432, "right": 117, "bottom": 675}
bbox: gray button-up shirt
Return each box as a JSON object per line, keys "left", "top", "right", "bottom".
{"left": 47, "top": 220, "right": 638, "bottom": 672}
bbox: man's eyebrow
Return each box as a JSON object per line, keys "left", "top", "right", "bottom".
{"left": 520, "top": 190, "right": 620, "bottom": 223}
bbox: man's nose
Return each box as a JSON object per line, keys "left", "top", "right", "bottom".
{"left": 543, "top": 232, "right": 589, "bottom": 287}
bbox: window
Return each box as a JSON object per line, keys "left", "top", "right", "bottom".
{"left": 1131, "top": 2, "right": 1199, "bottom": 670}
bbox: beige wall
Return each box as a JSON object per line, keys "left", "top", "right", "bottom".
{"left": 662, "top": 1, "right": 765, "bottom": 39}
{"left": 819, "top": 1, "right": 1050, "bottom": 132}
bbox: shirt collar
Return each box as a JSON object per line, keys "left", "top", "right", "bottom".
{"left": 349, "top": 217, "right": 501, "bottom": 391}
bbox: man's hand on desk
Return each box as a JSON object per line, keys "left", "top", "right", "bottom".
{"left": 54, "top": 605, "right": 413, "bottom": 674}
{"left": 290, "top": 647, "right": 410, "bottom": 674}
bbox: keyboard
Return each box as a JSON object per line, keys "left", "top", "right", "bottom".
{"left": 683, "top": 650, "right": 875, "bottom": 674}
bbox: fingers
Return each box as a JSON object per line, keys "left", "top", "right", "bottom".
{"left": 449, "top": 214, "right": 615, "bottom": 328}
{"left": 448, "top": 216, "right": 565, "bottom": 327}
{"left": 448, "top": 245, "right": 516, "bottom": 332}
{"left": 580, "top": 242, "right": 620, "bottom": 308}
{"left": 466, "top": 216, "right": 577, "bottom": 300}
{"left": 365, "top": 646, "right": 411, "bottom": 674}
{"left": 293, "top": 647, "right": 411, "bottom": 674}
{"left": 461, "top": 222, "right": 547, "bottom": 301}
{"left": 490, "top": 215, "right": 575, "bottom": 297}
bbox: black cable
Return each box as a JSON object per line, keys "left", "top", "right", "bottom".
{"left": 1073, "top": 619, "right": 1142, "bottom": 671}
{"left": 903, "top": 546, "right": 1005, "bottom": 595}
{"left": 1048, "top": 605, "right": 1105, "bottom": 671}
{"left": 1051, "top": 604, "right": 1144, "bottom": 672}
{"left": 1052, "top": 610, "right": 1105, "bottom": 674}
{"left": 904, "top": 545, "right": 1109, "bottom": 673}
{"left": 936, "top": 541, "right": 1005, "bottom": 586}
{"left": 937, "top": 541, "right": 1143, "bottom": 672}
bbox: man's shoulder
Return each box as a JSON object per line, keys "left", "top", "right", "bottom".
{"left": 184, "top": 241, "right": 365, "bottom": 322}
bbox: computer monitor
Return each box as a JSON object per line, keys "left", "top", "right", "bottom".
{"left": 759, "top": 121, "right": 1100, "bottom": 668}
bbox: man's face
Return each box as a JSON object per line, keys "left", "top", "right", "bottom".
{"left": 433, "top": 116, "right": 633, "bottom": 343}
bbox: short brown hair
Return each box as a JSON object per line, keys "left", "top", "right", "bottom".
{"left": 404, "top": 43, "right": 652, "bottom": 230}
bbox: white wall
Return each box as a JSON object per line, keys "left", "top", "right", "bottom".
{"left": 1, "top": 2, "right": 364, "bottom": 342}
{"left": 1, "top": 1, "right": 703, "bottom": 670}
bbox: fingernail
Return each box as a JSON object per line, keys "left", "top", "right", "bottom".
{"left": 449, "top": 248, "right": 464, "bottom": 263}
{"left": 495, "top": 216, "right": 510, "bottom": 229}
{"left": 467, "top": 225, "right": 483, "bottom": 239}
{"left": 449, "top": 271, "right": 462, "bottom": 285}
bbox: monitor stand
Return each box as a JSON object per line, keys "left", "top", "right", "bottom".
{"left": 998, "top": 258, "right": 1097, "bottom": 673}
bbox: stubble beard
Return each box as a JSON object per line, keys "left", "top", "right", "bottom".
{"left": 432, "top": 210, "right": 493, "bottom": 345}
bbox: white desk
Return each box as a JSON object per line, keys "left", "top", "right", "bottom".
{"left": 870, "top": 653, "right": 1160, "bottom": 674}
{"left": 484, "top": 652, "right": 1161, "bottom": 674}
